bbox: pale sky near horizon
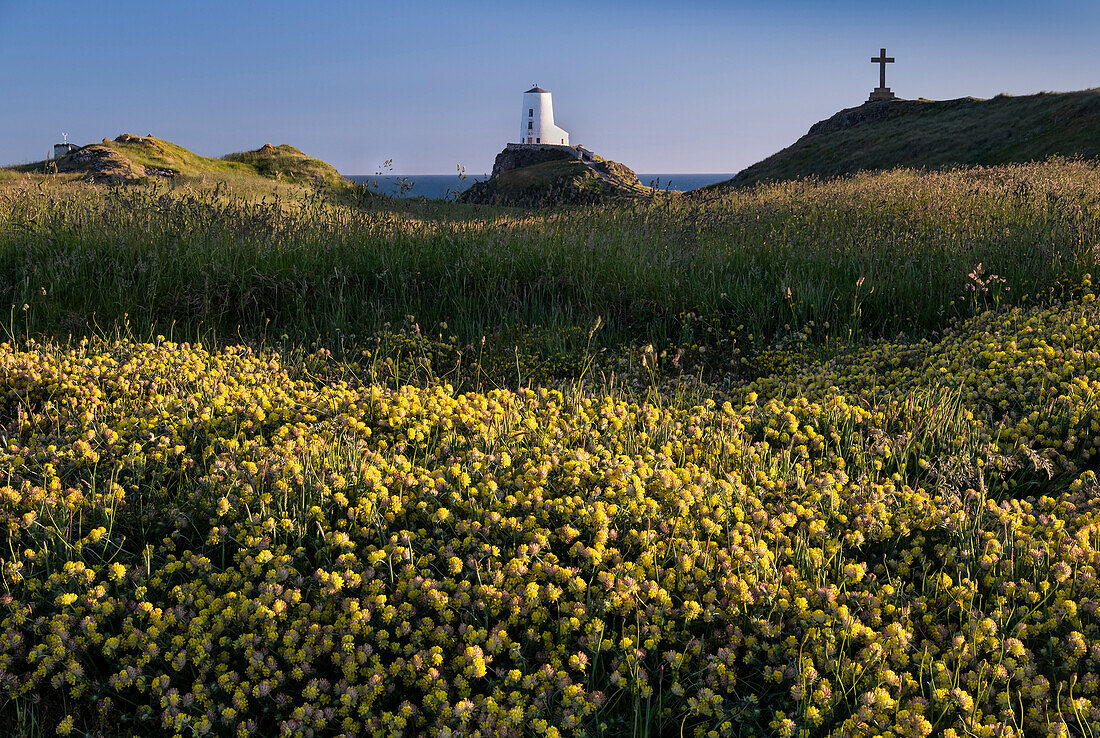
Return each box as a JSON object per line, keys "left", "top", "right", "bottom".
{"left": 2, "top": 1, "right": 1099, "bottom": 175}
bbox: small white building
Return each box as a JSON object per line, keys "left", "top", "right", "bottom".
{"left": 521, "top": 85, "right": 569, "bottom": 146}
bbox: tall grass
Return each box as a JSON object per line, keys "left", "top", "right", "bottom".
{"left": 0, "top": 159, "right": 1096, "bottom": 366}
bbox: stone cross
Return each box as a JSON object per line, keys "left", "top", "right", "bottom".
{"left": 871, "top": 48, "right": 894, "bottom": 88}
{"left": 867, "top": 47, "right": 897, "bottom": 102}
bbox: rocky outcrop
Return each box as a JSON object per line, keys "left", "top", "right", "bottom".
{"left": 55, "top": 144, "right": 148, "bottom": 183}
{"left": 491, "top": 146, "right": 574, "bottom": 176}
{"left": 113, "top": 133, "right": 161, "bottom": 148}
{"left": 53, "top": 134, "right": 180, "bottom": 182}
{"left": 459, "top": 147, "right": 650, "bottom": 207}
{"left": 593, "top": 159, "right": 643, "bottom": 188}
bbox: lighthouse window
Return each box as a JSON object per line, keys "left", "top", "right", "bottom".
{"left": 536, "top": 138, "right": 540, "bottom": 143}
{"left": 527, "top": 121, "right": 533, "bottom": 130}
{"left": 528, "top": 108, "right": 533, "bottom": 116}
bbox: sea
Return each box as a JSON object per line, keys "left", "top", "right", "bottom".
{"left": 346, "top": 173, "right": 731, "bottom": 199}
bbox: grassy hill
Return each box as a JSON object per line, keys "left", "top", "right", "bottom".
{"left": 106, "top": 133, "right": 250, "bottom": 178}
{"left": 7, "top": 134, "right": 352, "bottom": 193}
{"left": 222, "top": 142, "right": 349, "bottom": 189}
{"left": 726, "top": 88, "right": 1100, "bottom": 188}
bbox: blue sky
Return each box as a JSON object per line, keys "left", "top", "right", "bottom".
{"left": 2, "top": 1, "right": 1099, "bottom": 174}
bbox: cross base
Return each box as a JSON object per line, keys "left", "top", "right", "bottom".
{"left": 868, "top": 87, "right": 897, "bottom": 102}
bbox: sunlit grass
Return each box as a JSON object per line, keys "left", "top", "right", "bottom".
{"left": 1, "top": 158, "right": 1097, "bottom": 377}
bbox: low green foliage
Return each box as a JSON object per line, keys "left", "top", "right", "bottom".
{"left": 490, "top": 159, "right": 594, "bottom": 193}
{"left": 223, "top": 144, "right": 350, "bottom": 190}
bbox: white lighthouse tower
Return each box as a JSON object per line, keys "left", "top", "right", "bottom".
{"left": 521, "top": 85, "right": 569, "bottom": 146}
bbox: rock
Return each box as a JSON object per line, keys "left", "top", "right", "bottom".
{"left": 55, "top": 144, "right": 147, "bottom": 183}
{"left": 593, "top": 159, "right": 643, "bottom": 188}
{"left": 491, "top": 146, "right": 574, "bottom": 176}
{"left": 114, "top": 133, "right": 159, "bottom": 146}
{"left": 459, "top": 146, "right": 650, "bottom": 207}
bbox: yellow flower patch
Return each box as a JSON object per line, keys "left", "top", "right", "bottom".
{"left": 2, "top": 293, "right": 1100, "bottom": 736}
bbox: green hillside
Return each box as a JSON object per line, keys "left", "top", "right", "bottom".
{"left": 223, "top": 142, "right": 349, "bottom": 189}
{"left": 726, "top": 88, "right": 1100, "bottom": 188}
{"left": 106, "top": 133, "right": 246, "bottom": 177}
{"left": 9, "top": 134, "right": 352, "bottom": 193}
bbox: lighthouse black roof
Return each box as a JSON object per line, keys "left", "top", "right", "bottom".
{"left": 525, "top": 85, "right": 550, "bottom": 93}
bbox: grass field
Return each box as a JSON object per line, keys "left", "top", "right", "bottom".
{"left": 2, "top": 159, "right": 1098, "bottom": 378}
{"left": 1, "top": 160, "right": 1100, "bottom": 737}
